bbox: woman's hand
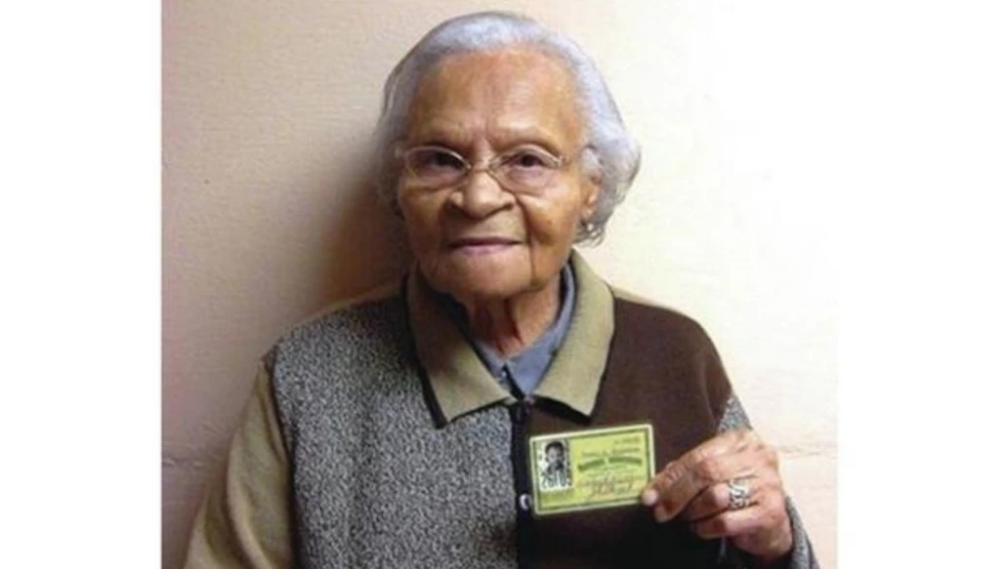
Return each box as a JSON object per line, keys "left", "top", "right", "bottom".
{"left": 640, "top": 429, "right": 793, "bottom": 565}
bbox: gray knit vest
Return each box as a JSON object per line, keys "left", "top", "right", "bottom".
{"left": 270, "top": 295, "right": 518, "bottom": 569}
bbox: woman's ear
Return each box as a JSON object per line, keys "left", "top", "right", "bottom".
{"left": 581, "top": 179, "right": 600, "bottom": 222}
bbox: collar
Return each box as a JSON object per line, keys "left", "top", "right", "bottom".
{"left": 406, "top": 250, "right": 615, "bottom": 424}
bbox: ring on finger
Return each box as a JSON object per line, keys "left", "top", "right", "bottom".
{"left": 726, "top": 477, "right": 753, "bottom": 511}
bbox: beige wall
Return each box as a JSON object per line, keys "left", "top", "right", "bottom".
{"left": 163, "top": 1, "right": 836, "bottom": 567}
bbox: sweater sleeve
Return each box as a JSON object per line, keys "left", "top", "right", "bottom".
{"left": 718, "top": 395, "right": 821, "bottom": 569}
{"left": 183, "top": 364, "right": 293, "bottom": 569}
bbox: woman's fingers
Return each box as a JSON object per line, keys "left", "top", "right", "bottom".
{"left": 688, "top": 489, "right": 793, "bottom": 559}
{"left": 639, "top": 428, "right": 793, "bottom": 560}
{"left": 641, "top": 429, "right": 762, "bottom": 521}
{"left": 681, "top": 476, "right": 758, "bottom": 522}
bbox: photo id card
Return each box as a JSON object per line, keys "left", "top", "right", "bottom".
{"left": 528, "top": 423, "right": 655, "bottom": 516}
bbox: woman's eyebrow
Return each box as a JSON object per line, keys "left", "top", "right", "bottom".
{"left": 408, "top": 120, "right": 565, "bottom": 152}
{"left": 487, "top": 124, "right": 563, "bottom": 150}
{"left": 405, "top": 119, "right": 474, "bottom": 146}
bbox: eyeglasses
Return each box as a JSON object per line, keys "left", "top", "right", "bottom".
{"left": 396, "top": 144, "right": 585, "bottom": 192}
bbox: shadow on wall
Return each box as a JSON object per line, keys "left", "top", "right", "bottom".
{"left": 314, "top": 142, "right": 412, "bottom": 304}
{"left": 163, "top": 130, "right": 411, "bottom": 569}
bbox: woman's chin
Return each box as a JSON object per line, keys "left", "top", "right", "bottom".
{"left": 445, "top": 275, "right": 527, "bottom": 303}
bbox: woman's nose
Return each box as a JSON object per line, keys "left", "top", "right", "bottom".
{"left": 447, "top": 167, "right": 512, "bottom": 218}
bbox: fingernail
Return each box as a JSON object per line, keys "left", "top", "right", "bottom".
{"left": 640, "top": 488, "right": 658, "bottom": 506}
{"left": 653, "top": 506, "right": 668, "bottom": 523}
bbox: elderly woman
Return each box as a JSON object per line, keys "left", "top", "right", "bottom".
{"left": 185, "top": 11, "right": 818, "bottom": 569}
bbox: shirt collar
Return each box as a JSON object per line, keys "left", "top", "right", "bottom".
{"left": 533, "top": 252, "right": 614, "bottom": 417}
{"left": 406, "top": 250, "right": 615, "bottom": 424}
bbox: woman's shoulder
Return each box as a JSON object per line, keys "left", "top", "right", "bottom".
{"left": 269, "top": 279, "right": 408, "bottom": 358}
{"left": 301, "top": 280, "right": 404, "bottom": 327}
{"left": 608, "top": 285, "right": 714, "bottom": 346}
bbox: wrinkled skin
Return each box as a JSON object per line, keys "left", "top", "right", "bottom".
{"left": 641, "top": 429, "right": 794, "bottom": 564}
{"left": 398, "top": 49, "right": 598, "bottom": 355}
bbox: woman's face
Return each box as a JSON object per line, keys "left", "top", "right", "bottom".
{"left": 547, "top": 445, "right": 565, "bottom": 467}
{"left": 397, "top": 49, "right": 599, "bottom": 304}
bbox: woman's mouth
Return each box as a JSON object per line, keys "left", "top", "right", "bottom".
{"left": 449, "top": 237, "right": 520, "bottom": 255}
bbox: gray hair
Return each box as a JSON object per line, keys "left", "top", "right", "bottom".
{"left": 373, "top": 11, "right": 641, "bottom": 244}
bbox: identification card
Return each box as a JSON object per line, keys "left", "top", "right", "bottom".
{"left": 528, "top": 423, "right": 655, "bottom": 516}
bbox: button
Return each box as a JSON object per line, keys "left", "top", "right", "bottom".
{"left": 518, "top": 493, "right": 533, "bottom": 512}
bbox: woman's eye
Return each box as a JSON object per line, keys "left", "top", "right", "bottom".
{"left": 410, "top": 149, "right": 464, "bottom": 173}
{"left": 427, "top": 151, "right": 464, "bottom": 170}
{"left": 507, "top": 151, "right": 550, "bottom": 170}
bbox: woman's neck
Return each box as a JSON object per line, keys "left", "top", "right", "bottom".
{"left": 458, "top": 275, "right": 562, "bottom": 358}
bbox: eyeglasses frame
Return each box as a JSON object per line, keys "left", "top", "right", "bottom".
{"left": 395, "top": 143, "right": 590, "bottom": 192}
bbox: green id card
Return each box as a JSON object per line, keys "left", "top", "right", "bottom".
{"left": 528, "top": 423, "right": 655, "bottom": 516}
